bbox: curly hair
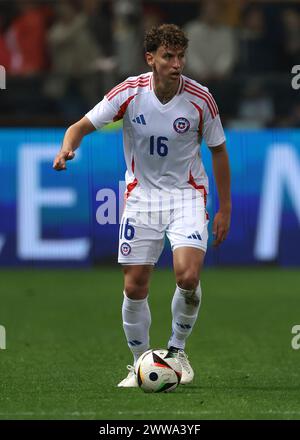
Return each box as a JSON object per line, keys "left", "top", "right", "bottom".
{"left": 144, "top": 24, "right": 188, "bottom": 52}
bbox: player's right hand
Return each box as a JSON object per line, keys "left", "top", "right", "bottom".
{"left": 53, "top": 151, "right": 75, "bottom": 171}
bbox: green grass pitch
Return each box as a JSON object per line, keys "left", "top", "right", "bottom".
{"left": 0, "top": 267, "right": 299, "bottom": 420}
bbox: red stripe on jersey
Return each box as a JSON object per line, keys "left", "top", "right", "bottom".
{"left": 185, "top": 80, "right": 218, "bottom": 111}
{"left": 107, "top": 78, "right": 149, "bottom": 101}
{"left": 124, "top": 159, "right": 138, "bottom": 205}
{"left": 188, "top": 170, "right": 208, "bottom": 208}
{"left": 185, "top": 84, "right": 217, "bottom": 117}
{"left": 107, "top": 77, "right": 149, "bottom": 98}
{"left": 125, "top": 178, "right": 138, "bottom": 201}
{"left": 188, "top": 171, "right": 209, "bottom": 219}
{"left": 106, "top": 76, "right": 150, "bottom": 99}
{"left": 107, "top": 77, "right": 148, "bottom": 99}
{"left": 108, "top": 81, "right": 149, "bottom": 101}
{"left": 190, "top": 101, "right": 203, "bottom": 136}
{"left": 113, "top": 94, "right": 136, "bottom": 122}
{"left": 185, "top": 80, "right": 218, "bottom": 115}
{"left": 179, "top": 77, "right": 185, "bottom": 94}
{"left": 184, "top": 86, "right": 216, "bottom": 118}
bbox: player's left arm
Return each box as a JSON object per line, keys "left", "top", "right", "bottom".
{"left": 209, "top": 142, "right": 231, "bottom": 246}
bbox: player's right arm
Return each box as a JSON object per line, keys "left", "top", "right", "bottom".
{"left": 53, "top": 75, "right": 140, "bottom": 171}
{"left": 53, "top": 116, "right": 96, "bottom": 171}
{"left": 53, "top": 81, "right": 127, "bottom": 171}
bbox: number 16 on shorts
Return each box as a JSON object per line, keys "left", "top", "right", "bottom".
{"left": 119, "top": 218, "right": 136, "bottom": 257}
{"left": 120, "top": 218, "right": 136, "bottom": 241}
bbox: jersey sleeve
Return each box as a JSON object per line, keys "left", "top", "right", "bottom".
{"left": 202, "top": 91, "right": 226, "bottom": 148}
{"left": 86, "top": 74, "right": 150, "bottom": 129}
{"left": 85, "top": 96, "right": 119, "bottom": 130}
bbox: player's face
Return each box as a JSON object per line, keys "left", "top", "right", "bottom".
{"left": 146, "top": 46, "right": 186, "bottom": 82}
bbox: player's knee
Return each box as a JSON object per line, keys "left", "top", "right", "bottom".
{"left": 124, "top": 281, "right": 149, "bottom": 300}
{"left": 176, "top": 271, "right": 199, "bottom": 291}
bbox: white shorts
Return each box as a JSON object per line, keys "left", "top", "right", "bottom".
{"left": 118, "top": 194, "right": 208, "bottom": 265}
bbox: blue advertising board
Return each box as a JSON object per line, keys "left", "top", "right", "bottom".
{"left": 0, "top": 127, "right": 299, "bottom": 266}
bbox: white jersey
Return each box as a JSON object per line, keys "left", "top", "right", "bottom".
{"left": 86, "top": 72, "right": 225, "bottom": 208}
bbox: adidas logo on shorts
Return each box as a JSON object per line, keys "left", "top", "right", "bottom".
{"left": 187, "top": 231, "right": 202, "bottom": 240}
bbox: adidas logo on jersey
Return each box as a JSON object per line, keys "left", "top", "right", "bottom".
{"left": 132, "top": 114, "right": 146, "bottom": 125}
{"left": 187, "top": 231, "right": 202, "bottom": 240}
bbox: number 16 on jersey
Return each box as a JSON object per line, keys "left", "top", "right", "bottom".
{"left": 150, "top": 136, "right": 168, "bottom": 157}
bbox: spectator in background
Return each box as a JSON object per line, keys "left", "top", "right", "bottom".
{"left": 0, "top": 12, "right": 11, "bottom": 70}
{"left": 0, "top": 3, "right": 17, "bottom": 70}
{"left": 5, "top": 1, "right": 51, "bottom": 75}
{"left": 45, "top": 0, "right": 115, "bottom": 117}
{"left": 84, "top": 0, "right": 114, "bottom": 57}
{"left": 281, "top": 9, "right": 300, "bottom": 68}
{"left": 83, "top": 0, "right": 117, "bottom": 92}
{"left": 220, "top": 0, "right": 243, "bottom": 28}
{"left": 47, "top": 1, "right": 99, "bottom": 77}
{"left": 184, "top": 0, "right": 237, "bottom": 82}
{"left": 237, "top": 4, "right": 275, "bottom": 74}
{"left": 113, "top": 0, "right": 144, "bottom": 81}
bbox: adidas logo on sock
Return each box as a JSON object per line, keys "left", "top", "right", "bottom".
{"left": 187, "top": 231, "right": 202, "bottom": 240}
{"left": 132, "top": 114, "right": 146, "bottom": 125}
{"left": 176, "top": 322, "right": 192, "bottom": 330}
{"left": 128, "top": 340, "right": 142, "bottom": 346}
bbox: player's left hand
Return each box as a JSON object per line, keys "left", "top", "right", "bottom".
{"left": 212, "top": 210, "right": 231, "bottom": 247}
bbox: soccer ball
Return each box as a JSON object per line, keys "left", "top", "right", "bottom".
{"left": 135, "top": 349, "right": 182, "bottom": 393}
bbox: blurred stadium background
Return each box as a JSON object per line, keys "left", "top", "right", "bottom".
{"left": 0, "top": 0, "right": 300, "bottom": 420}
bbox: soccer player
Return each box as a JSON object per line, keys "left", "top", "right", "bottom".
{"left": 53, "top": 24, "right": 231, "bottom": 387}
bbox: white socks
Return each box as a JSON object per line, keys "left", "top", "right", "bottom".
{"left": 122, "top": 283, "right": 201, "bottom": 364}
{"left": 122, "top": 292, "right": 151, "bottom": 365}
{"left": 168, "top": 282, "right": 202, "bottom": 350}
